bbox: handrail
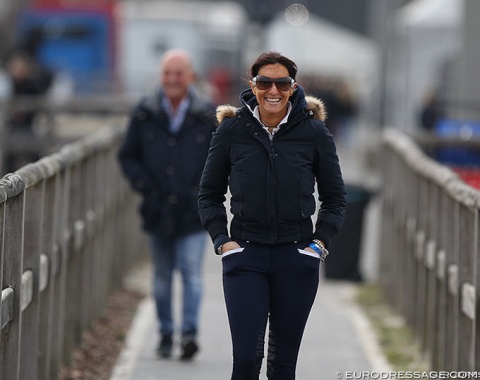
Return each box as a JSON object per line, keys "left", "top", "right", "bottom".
{"left": 0, "top": 124, "right": 146, "bottom": 380}
{"left": 381, "top": 128, "right": 480, "bottom": 371}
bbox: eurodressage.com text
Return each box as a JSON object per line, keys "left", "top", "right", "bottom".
{"left": 337, "top": 371, "right": 480, "bottom": 379}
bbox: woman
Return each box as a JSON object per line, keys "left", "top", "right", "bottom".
{"left": 198, "top": 52, "right": 347, "bottom": 379}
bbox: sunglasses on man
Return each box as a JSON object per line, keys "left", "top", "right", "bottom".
{"left": 252, "top": 75, "right": 296, "bottom": 91}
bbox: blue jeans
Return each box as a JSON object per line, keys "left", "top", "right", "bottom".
{"left": 149, "top": 230, "right": 207, "bottom": 337}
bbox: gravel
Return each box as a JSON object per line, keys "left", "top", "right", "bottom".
{"left": 59, "top": 259, "right": 151, "bottom": 380}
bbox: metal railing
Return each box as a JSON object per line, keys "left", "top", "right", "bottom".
{"left": 0, "top": 124, "right": 146, "bottom": 380}
{"left": 381, "top": 128, "right": 480, "bottom": 371}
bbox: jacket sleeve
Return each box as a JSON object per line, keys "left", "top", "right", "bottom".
{"left": 312, "top": 123, "right": 347, "bottom": 247}
{"left": 197, "top": 123, "right": 232, "bottom": 252}
{"left": 117, "top": 109, "right": 156, "bottom": 195}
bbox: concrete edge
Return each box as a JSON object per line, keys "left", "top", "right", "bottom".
{"left": 343, "top": 284, "right": 393, "bottom": 372}
{"left": 109, "top": 298, "right": 154, "bottom": 380}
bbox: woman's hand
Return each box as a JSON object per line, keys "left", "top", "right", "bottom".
{"left": 304, "top": 240, "right": 325, "bottom": 254}
{"left": 221, "top": 241, "right": 241, "bottom": 253}
{"left": 304, "top": 246, "right": 317, "bottom": 253}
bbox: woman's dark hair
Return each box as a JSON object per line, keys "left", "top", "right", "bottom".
{"left": 250, "top": 51, "right": 298, "bottom": 80}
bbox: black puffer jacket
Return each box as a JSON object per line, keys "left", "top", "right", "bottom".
{"left": 118, "top": 89, "right": 216, "bottom": 237}
{"left": 198, "top": 85, "right": 346, "bottom": 253}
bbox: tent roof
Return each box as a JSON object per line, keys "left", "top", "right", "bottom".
{"left": 264, "top": 13, "right": 377, "bottom": 79}
{"left": 396, "top": 0, "right": 462, "bottom": 29}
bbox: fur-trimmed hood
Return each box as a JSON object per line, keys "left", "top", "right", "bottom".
{"left": 216, "top": 87, "right": 327, "bottom": 125}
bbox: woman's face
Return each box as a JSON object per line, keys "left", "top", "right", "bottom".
{"left": 250, "top": 63, "right": 296, "bottom": 121}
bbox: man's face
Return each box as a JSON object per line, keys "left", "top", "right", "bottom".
{"left": 161, "top": 54, "right": 195, "bottom": 103}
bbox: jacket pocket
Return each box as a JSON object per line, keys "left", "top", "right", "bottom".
{"left": 140, "top": 193, "right": 162, "bottom": 225}
{"left": 222, "top": 247, "right": 244, "bottom": 258}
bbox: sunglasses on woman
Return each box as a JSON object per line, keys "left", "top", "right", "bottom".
{"left": 252, "top": 75, "right": 296, "bottom": 91}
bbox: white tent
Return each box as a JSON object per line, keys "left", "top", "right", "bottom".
{"left": 386, "top": 0, "right": 463, "bottom": 130}
{"left": 264, "top": 13, "right": 378, "bottom": 91}
{"left": 396, "top": 0, "right": 461, "bottom": 29}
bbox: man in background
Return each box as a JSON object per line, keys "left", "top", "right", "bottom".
{"left": 118, "top": 49, "right": 216, "bottom": 360}
{"left": 3, "top": 50, "right": 52, "bottom": 172}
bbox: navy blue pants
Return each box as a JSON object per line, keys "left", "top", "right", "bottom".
{"left": 222, "top": 240, "right": 320, "bottom": 380}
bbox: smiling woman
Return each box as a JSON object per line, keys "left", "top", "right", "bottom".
{"left": 198, "top": 51, "right": 347, "bottom": 379}
{"left": 248, "top": 55, "right": 298, "bottom": 128}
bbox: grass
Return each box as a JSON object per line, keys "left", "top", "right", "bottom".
{"left": 356, "top": 283, "right": 430, "bottom": 371}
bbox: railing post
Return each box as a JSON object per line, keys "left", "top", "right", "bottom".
{"left": 405, "top": 152, "right": 416, "bottom": 325}
{"left": 0, "top": 174, "right": 25, "bottom": 380}
{"left": 15, "top": 163, "right": 46, "bottom": 380}
{"left": 0, "top": 185, "right": 6, "bottom": 374}
{"left": 35, "top": 154, "right": 62, "bottom": 380}
{"left": 431, "top": 167, "right": 456, "bottom": 371}
{"left": 58, "top": 143, "right": 85, "bottom": 367}
{"left": 450, "top": 182, "right": 478, "bottom": 370}
{"left": 476, "top": 199, "right": 480, "bottom": 370}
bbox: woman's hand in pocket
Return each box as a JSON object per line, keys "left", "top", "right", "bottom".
{"left": 221, "top": 241, "right": 241, "bottom": 254}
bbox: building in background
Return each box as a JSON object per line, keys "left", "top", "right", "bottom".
{"left": 115, "top": 0, "right": 247, "bottom": 102}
